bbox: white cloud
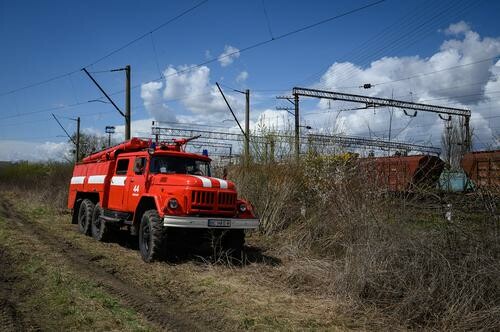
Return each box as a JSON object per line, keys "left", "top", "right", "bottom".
{"left": 236, "top": 70, "right": 249, "bottom": 83}
{"left": 218, "top": 45, "right": 240, "bottom": 67}
{"left": 253, "top": 109, "right": 294, "bottom": 132}
{"left": 146, "top": 65, "right": 244, "bottom": 117}
{"left": 0, "top": 140, "right": 71, "bottom": 162}
{"left": 140, "top": 81, "right": 176, "bottom": 122}
{"left": 312, "top": 22, "right": 500, "bottom": 149}
{"left": 112, "top": 118, "right": 157, "bottom": 141}
{"left": 445, "top": 21, "right": 471, "bottom": 35}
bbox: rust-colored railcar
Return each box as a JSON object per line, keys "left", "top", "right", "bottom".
{"left": 362, "top": 155, "right": 445, "bottom": 192}
{"left": 461, "top": 150, "right": 500, "bottom": 189}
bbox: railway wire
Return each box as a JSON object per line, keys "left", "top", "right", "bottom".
{"left": 0, "top": 0, "right": 386, "bottom": 124}
{"left": 0, "top": 1, "right": 209, "bottom": 98}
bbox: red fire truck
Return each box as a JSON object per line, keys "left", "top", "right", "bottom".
{"left": 67, "top": 137, "right": 259, "bottom": 262}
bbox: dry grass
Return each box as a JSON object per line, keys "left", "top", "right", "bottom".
{"left": 231, "top": 155, "right": 500, "bottom": 331}
{"left": 1, "top": 158, "right": 499, "bottom": 330}
{"left": 0, "top": 161, "right": 72, "bottom": 210}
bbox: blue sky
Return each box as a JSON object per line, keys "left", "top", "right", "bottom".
{"left": 0, "top": 0, "right": 499, "bottom": 160}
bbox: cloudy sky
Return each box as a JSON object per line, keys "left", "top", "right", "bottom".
{"left": 0, "top": 0, "right": 499, "bottom": 161}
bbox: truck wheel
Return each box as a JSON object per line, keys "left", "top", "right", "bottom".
{"left": 139, "top": 210, "right": 165, "bottom": 262}
{"left": 78, "top": 199, "right": 94, "bottom": 235}
{"left": 223, "top": 230, "right": 245, "bottom": 260}
{"left": 71, "top": 199, "right": 81, "bottom": 224}
{"left": 91, "top": 203, "right": 113, "bottom": 241}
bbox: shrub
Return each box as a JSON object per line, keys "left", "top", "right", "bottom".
{"left": 230, "top": 155, "right": 500, "bottom": 330}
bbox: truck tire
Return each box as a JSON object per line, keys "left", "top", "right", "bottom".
{"left": 223, "top": 230, "right": 245, "bottom": 260}
{"left": 139, "top": 210, "right": 165, "bottom": 262}
{"left": 71, "top": 199, "right": 81, "bottom": 224}
{"left": 78, "top": 199, "right": 94, "bottom": 235}
{"left": 91, "top": 203, "right": 114, "bottom": 242}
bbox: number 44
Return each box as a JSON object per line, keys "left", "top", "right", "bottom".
{"left": 132, "top": 185, "right": 140, "bottom": 193}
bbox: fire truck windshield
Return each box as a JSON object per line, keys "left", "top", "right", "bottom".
{"left": 149, "top": 156, "right": 211, "bottom": 176}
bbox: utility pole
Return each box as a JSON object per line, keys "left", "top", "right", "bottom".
{"left": 76, "top": 117, "right": 80, "bottom": 162}
{"left": 244, "top": 89, "right": 250, "bottom": 165}
{"left": 294, "top": 93, "right": 300, "bottom": 160}
{"left": 125, "top": 65, "right": 131, "bottom": 140}
{"left": 215, "top": 82, "right": 249, "bottom": 165}
{"left": 276, "top": 94, "right": 303, "bottom": 160}
{"left": 51, "top": 113, "right": 80, "bottom": 163}
{"left": 82, "top": 65, "right": 131, "bottom": 141}
{"left": 388, "top": 89, "right": 394, "bottom": 156}
{"left": 464, "top": 115, "right": 471, "bottom": 151}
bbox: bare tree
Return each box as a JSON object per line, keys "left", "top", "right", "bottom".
{"left": 441, "top": 117, "right": 470, "bottom": 170}
{"left": 69, "top": 133, "right": 111, "bottom": 160}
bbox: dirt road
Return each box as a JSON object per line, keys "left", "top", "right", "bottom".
{"left": 0, "top": 195, "right": 204, "bottom": 331}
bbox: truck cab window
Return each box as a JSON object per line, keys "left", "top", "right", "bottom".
{"left": 134, "top": 157, "right": 146, "bottom": 175}
{"left": 116, "top": 159, "right": 129, "bottom": 175}
{"left": 149, "top": 156, "right": 210, "bottom": 176}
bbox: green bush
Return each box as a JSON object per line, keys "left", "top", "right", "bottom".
{"left": 0, "top": 161, "right": 72, "bottom": 210}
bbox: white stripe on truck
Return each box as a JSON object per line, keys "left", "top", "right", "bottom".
{"left": 190, "top": 175, "right": 212, "bottom": 188}
{"left": 111, "top": 176, "right": 127, "bottom": 186}
{"left": 70, "top": 176, "right": 85, "bottom": 184}
{"left": 213, "top": 178, "right": 228, "bottom": 189}
{"left": 88, "top": 175, "right": 106, "bottom": 184}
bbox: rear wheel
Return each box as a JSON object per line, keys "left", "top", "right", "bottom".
{"left": 77, "top": 199, "right": 94, "bottom": 235}
{"left": 71, "top": 199, "right": 81, "bottom": 224}
{"left": 139, "top": 210, "right": 165, "bottom": 262}
{"left": 91, "top": 203, "right": 114, "bottom": 241}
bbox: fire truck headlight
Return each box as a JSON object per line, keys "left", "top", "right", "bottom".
{"left": 168, "top": 198, "right": 179, "bottom": 209}
{"left": 238, "top": 203, "right": 247, "bottom": 213}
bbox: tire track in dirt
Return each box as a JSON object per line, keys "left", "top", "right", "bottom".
{"left": 0, "top": 249, "right": 39, "bottom": 332}
{"left": 0, "top": 301, "right": 18, "bottom": 332}
{"left": 0, "top": 196, "right": 204, "bottom": 331}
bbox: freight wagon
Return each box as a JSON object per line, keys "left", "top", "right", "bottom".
{"left": 461, "top": 150, "right": 500, "bottom": 191}
{"left": 361, "top": 155, "right": 445, "bottom": 192}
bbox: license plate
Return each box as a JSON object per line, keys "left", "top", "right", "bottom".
{"left": 208, "top": 219, "right": 231, "bottom": 227}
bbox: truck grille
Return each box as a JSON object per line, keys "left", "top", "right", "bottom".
{"left": 191, "top": 190, "right": 215, "bottom": 210}
{"left": 190, "top": 190, "right": 236, "bottom": 212}
{"left": 218, "top": 192, "right": 237, "bottom": 211}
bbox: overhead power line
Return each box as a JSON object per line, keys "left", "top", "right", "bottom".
{"left": 371, "top": 55, "right": 500, "bottom": 87}
{"left": 84, "top": 0, "right": 209, "bottom": 68}
{"left": 327, "top": 0, "right": 480, "bottom": 86}
{"left": 128, "top": 0, "right": 387, "bottom": 89}
{"left": 0, "top": 0, "right": 386, "bottom": 121}
{"left": 51, "top": 113, "right": 76, "bottom": 144}
{"left": 0, "top": 0, "right": 208, "bottom": 98}
{"left": 305, "top": 0, "right": 483, "bottom": 91}
{"left": 0, "top": 89, "right": 212, "bottom": 122}
{"left": 261, "top": 0, "right": 274, "bottom": 39}
{"left": 294, "top": 0, "right": 458, "bottom": 87}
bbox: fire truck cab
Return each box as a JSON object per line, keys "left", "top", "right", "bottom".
{"left": 67, "top": 137, "right": 259, "bottom": 262}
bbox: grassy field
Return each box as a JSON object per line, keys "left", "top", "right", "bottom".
{"left": 0, "top": 161, "right": 499, "bottom": 331}
{"left": 0, "top": 190, "right": 358, "bottom": 331}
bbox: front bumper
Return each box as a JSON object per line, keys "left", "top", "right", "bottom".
{"left": 163, "top": 216, "right": 260, "bottom": 229}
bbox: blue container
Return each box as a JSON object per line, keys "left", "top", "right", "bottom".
{"left": 438, "top": 170, "right": 474, "bottom": 192}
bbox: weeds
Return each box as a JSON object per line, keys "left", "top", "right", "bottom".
{"left": 231, "top": 154, "right": 500, "bottom": 330}
{"left": 0, "top": 161, "right": 72, "bottom": 210}
{"left": 2, "top": 156, "right": 499, "bottom": 330}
